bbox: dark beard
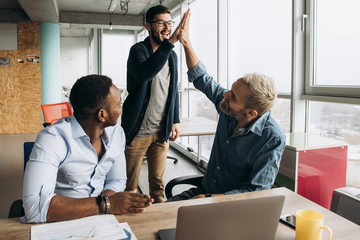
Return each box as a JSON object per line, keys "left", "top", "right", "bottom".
{"left": 150, "top": 26, "right": 163, "bottom": 45}
{"left": 219, "top": 99, "right": 247, "bottom": 119}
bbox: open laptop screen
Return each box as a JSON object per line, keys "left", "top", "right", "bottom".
{"left": 158, "top": 195, "right": 285, "bottom": 240}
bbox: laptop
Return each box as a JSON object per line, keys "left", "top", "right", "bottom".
{"left": 158, "top": 195, "right": 285, "bottom": 240}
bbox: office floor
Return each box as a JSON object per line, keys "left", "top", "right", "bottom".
{"left": 0, "top": 133, "right": 201, "bottom": 219}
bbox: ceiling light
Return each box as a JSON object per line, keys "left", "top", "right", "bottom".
{"left": 108, "top": 0, "right": 119, "bottom": 14}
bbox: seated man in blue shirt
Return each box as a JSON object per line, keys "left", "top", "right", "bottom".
{"left": 167, "top": 11, "right": 286, "bottom": 201}
{"left": 22, "top": 75, "right": 153, "bottom": 223}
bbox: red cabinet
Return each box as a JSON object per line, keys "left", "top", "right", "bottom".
{"left": 275, "top": 133, "right": 348, "bottom": 209}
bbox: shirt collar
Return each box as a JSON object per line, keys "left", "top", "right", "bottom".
{"left": 71, "top": 116, "right": 87, "bottom": 139}
{"left": 237, "top": 111, "right": 271, "bottom": 136}
{"left": 70, "top": 116, "right": 111, "bottom": 147}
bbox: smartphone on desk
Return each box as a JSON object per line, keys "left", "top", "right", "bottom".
{"left": 280, "top": 214, "right": 296, "bottom": 229}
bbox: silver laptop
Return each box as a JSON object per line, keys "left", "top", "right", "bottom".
{"left": 158, "top": 195, "right": 285, "bottom": 240}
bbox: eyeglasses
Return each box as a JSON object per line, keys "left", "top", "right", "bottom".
{"left": 148, "top": 20, "right": 175, "bottom": 27}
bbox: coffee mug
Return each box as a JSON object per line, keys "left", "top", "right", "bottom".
{"left": 295, "top": 209, "right": 332, "bottom": 240}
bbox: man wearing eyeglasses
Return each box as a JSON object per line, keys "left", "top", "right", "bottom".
{"left": 122, "top": 5, "right": 186, "bottom": 203}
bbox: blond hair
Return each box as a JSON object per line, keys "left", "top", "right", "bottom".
{"left": 242, "top": 73, "right": 277, "bottom": 116}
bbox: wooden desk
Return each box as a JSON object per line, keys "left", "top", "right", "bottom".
{"left": 179, "top": 117, "right": 217, "bottom": 136}
{"left": 177, "top": 117, "right": 217, "bottom": 164}
{"left": 2, "top": 187, "right": 360, "bottom": 239}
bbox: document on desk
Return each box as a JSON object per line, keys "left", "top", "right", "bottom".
{"left": 31, "top": 215, "right": 137, "bottom": 240}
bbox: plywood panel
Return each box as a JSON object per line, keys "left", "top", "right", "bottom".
{"left": 0, "top": 22, "right": 42, "bottom": 134}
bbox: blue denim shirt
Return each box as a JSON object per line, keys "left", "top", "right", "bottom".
{"left": 188, "top": 62, "right": 286, "bottom": 194}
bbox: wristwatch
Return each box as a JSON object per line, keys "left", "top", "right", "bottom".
{"left": 205, "top": 193, "right": 212, "bottom": 198}
{"left": 103, "top": 195, "right": 110, "bottom": 214}
{"left": 96, "top": 195, "right": 106, "bottom": 214}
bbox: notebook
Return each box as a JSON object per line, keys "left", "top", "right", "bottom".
{"left": 158, "top": 195, "right": 285, "bottom": 240}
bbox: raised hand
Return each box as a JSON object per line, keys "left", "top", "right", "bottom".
{"left": 169, "top": 9, "right": 191, "bottom": 45}
{"left": 179, "top": 9, "right": 191, "bottom": 47}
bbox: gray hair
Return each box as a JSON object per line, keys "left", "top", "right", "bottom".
{"left": 242, "top": 73, "right": 277, "bottom": 116}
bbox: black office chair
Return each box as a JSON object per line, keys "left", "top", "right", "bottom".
{"left": 143, "top": 154, "right": 178, "bottom": 164}
{"left": 8, "top": 142, "right": 34, "bottom": 218}
{"left": 164, "top": 174, "right": 282, "bottom": 199}
{"left": 165, "top": 175, "right": 203, "bottom": 199}
{"left": 331, "top": 187, "right": 360, "bottom": 225}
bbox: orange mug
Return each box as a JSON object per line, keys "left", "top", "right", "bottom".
{"left": 295, "top": 209, "right": 332, "bottom": 240}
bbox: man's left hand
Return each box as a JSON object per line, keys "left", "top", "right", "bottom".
{"left": 171, "top": 123, "right": 180, "bottom": 141}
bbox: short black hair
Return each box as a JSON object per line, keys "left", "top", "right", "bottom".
{"left": 69, "top": 74, "right": 113, "bottom": 120}
{"left": 146, "top": 5, "right": 170, "bottom": 22}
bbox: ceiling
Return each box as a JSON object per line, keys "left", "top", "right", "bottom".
{"left": 0, "top": 0, "right": 184, "bottom": 37}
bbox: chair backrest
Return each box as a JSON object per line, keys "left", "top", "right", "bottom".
{"left": 41, "top": 102, "right": 73, "bottom": 125}
{"left": 331, "top": 187, "right": 360, "bottom": 225}
{"left": 23, "top": 142, "right": 35, "bottom": 171}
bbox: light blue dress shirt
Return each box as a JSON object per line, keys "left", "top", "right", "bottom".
{"left": 22, "top": 116, "right": 127, "bottom": 223}
{"left": 188, "top": 62, "right": 286, "bottom": 195}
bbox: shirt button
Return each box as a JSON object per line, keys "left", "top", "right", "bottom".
{"left": 217, "top": 166, "right": 220, "bottom": 170}
{"left": 227, "top": 141, "right": 230, "bottom": 144}
{"left": 213, "top": 180, "right": 216, "bottom": 183}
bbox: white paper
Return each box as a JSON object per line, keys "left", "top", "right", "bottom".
{"left": 31, "top": 215, "right": 137, "bottom": 240}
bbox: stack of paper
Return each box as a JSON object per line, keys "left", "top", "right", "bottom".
{"left": 31, "top": 215, "right": 136, "bottom": 240}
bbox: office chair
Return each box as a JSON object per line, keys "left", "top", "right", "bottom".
{"left": 331, "top": 187, "right": 360, "bottom": 225}
{"left": 165, "top": 174, "right": 281, "bottom": 199}
{"left": 165, "top": 175, "right": 203, "bottom": 199}
{"left": 8, "top": 142, "right": 34, "bottom": 218}
{"left": 41, "top": 101, "right": 73, "bottom": 127}
{"left": 143, "top": 154, "right": 178, "bottom": 164}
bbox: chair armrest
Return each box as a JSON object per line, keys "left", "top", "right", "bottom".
{"left": 165, "top": 175, "right": 203, "bottom": 199}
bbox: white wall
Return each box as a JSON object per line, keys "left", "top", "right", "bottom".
{"left": 0, "top": 23, "right": 17, "bottom": 50}
{"left": 60, "top": 37, "right": 89, "bottom": 101}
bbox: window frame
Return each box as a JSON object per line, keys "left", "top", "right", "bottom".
{"left": 304, "top": 0, "right": 360, "bottom": 101}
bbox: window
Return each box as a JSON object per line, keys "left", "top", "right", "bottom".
{"left": 102, "top": 30, "right": 134, "bottom": 89}
{"left": 174, "top": 0, "right": 218, "bottom": 163}
{"left": 228, "top": 0, "right": 292, "bottom": 94}
{"left": 304, "top": 0, "right": 360, "bottom": 188}
{"left": 271, "top": 98, "right": 291, "bottom": 133}
{"left": 308, "top": 102, "right": 360, "bottom": 187}
{"left": 181, "top": 0, "right": 218, "bottom": 120}
{"left": 305, "top": 0, "right": 360, "bottom": 98}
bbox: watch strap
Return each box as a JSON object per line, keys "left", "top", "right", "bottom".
{"left": 96, "top": 195, "right": 105, "bottom": 214}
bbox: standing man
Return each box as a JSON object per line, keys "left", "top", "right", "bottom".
{"left": 22, "top": 75, "right": 153, "bottom": 223}
{"left": 167, "top": 11, "right": 286, "bottom": 201}
{"left": 121, "top": 5, "right": 185, "bottom": 203}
